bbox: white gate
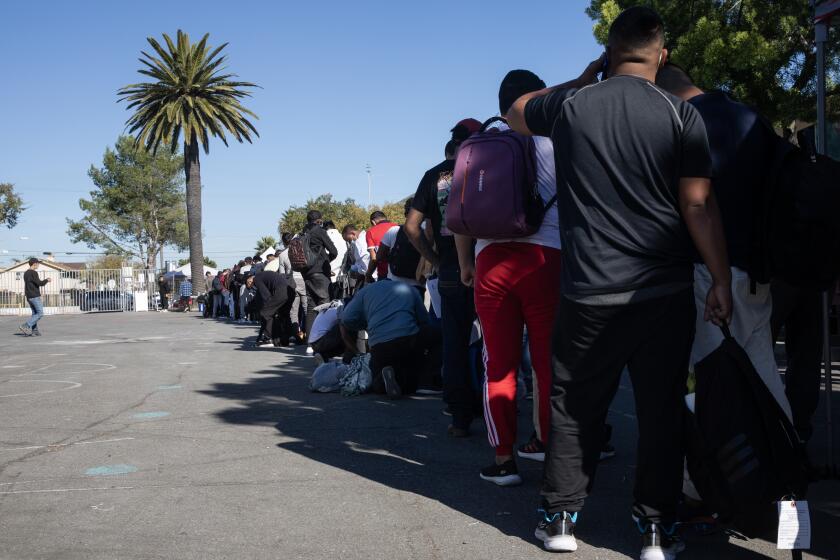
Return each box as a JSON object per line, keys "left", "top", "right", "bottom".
{"left": 0, "top": 267, "right": 158, "bottom": 316}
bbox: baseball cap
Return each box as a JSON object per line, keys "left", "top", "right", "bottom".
{"left": 450, "top": 118, "right": 482, "bottom": 142}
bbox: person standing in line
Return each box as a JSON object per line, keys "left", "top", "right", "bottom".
{"left": 342, "top": 224, "right": 371, "bottom": 294}
{"left": 253, "top": 269, "right": 290, "bottom": 348}
{"left": 281, "top": 233, "right": 307, "bottom": 341}
{"left": 405, "top": 118, "right": 483, "bottom": 438}
{"left": 656, "top": 63, "right": 793, "bottom": 420}
{"left": 158, "top": 274, "right": 170, "bottom": 311}
{"left": 454, "top": 69, "right": 562, "bottom": 487}
{"left": 19, "top": 258, "right": 50, "bottom": 336}
{"left": 364, "top": 211, "right": 397, "bottom": 283}
{"left": 301, "top": 210, "right": 338, "bottom": 345}
{"left": 324, "top": 220, "right": 348, "bottom": 285}
{"left": 507, "top": 7, "right": 730, "bottom": 557}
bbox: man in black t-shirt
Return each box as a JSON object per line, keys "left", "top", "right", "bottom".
{"left": 507, "top": 7, "right": 731, "bottom": 557}
{"left": 406, "top": 119, "right": 481, "bottom": 436}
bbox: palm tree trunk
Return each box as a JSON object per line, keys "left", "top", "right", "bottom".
{"left": 184, "top": 140, "right": 204, "bottom": 295}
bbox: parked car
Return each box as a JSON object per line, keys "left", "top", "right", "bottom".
{"left": 80, "top": 291, "right": 134, "bottom": 312}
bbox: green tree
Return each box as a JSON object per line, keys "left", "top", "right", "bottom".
{"left": 67, "top": 136, "right": 189, "bottom": 270}
{"left": 586, "top": 0, "right": 840, "bottom": 124}
{"left": 278, "top": 194, "right": 369, "bottom": 235}
{"left": 0, "top": 183, "right": 24, "bottom": 229}
{"left": 379, "top": 199, "right": 410, "bottom": 226}
{"left": 118, "top": 30, "right": 259, "bottom": 293}
{"left": 178, "top": 256, "right": 217, "bottom": 268}
{"left": 254, "top": 236, "right": 277, "bottom": 254}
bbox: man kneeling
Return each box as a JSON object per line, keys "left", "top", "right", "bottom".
{"left": 339, "top": 279, "right": 440, "bottom": 398}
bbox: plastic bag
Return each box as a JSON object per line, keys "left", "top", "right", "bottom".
{"left": 309, "top": 361, "right": 347, "bottom": 393}
{"left": 339, "top": 353, "right": 372, "bottom": 396}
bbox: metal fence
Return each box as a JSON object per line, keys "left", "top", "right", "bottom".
{"left": 0, "top": 267, "right": 161, "bottom": 316}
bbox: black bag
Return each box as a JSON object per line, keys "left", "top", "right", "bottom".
{"left": 388, "top": 226, "right": 421, "bottom": 279}
{"left": 751, "top": 135, "right": 840, "bottom": 290}
{"left": 687, "top": 325, "right": 810, "bottom": 536}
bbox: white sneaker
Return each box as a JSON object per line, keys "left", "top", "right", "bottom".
{"left": 305, "top": 346, "right": 314, "bottom": 355}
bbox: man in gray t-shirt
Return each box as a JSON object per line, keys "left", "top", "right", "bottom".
{"left": 507, "top": 7, "right": 731, "bottom": 558}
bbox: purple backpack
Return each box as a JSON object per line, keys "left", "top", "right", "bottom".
{"left": 445, "top": 117, "right": 555, "bottom": 239}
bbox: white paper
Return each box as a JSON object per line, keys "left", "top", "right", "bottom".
{"left": 777, "top": 500, "right": 811, "bottom": 550}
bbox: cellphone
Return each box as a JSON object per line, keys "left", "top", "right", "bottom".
{"left": 599, "top": 51, "right": 610, "bottom": 81}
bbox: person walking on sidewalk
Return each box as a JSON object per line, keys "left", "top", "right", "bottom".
{"left": 19, "top": 258, "right": 50, "bottom": 337}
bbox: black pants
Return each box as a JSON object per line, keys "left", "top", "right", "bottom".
{"left": 258, "top": 291, "right": 293, "bottom": 344}
{"left": 159, "top": 291, "right": 168, "bottom": 310}
{"left": 771, "top": 279, "right": 824, "bottom": 441}
{"left": 541, "top": 289, "right": 694, "bottom": 524}
{"left": 370, "top": 325, "right": 442, "bottom": 395}
{"left": 304, "top": 272, "right": 331, "bottom": 338}
{"left": 311, "top": 323, "right": 355, "bottom": 363}
{"left": 438, "top": 263, "right": 479, "bottom": 429}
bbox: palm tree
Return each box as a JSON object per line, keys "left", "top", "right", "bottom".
{"left": 118, "top": 30, "right": 259, "bottom": 293}
{"left": 254, "top": 235, "right": 277, "bottom": 255}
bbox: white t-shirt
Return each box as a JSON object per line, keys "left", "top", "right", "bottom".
{"left": 308, "top": 306, "right": 340, "bottom": 344}
{"left": 350, "top": 229, "right": 374, "bottom": 278}
{"left": 380, "top": 225, "right": 422, "bottom": 286}
{"left": 326, "top": 228, "right": 347, "bottom": 281}
{"left": 474, "top": 131, "right": 561, "bottom": 257}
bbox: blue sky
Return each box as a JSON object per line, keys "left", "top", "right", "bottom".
{"left": 0, "top": 0, "right": 602, "bottom": 267}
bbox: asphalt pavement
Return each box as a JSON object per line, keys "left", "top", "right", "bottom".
{"left": 0, "top": 312, "right": 837, "bottom": 560}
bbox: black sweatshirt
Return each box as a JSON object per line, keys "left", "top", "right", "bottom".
{"left": 24, "top": 269, "right": 48, "bottom": 299}
{"left": 254, "top": 271, "right": 288, "bottom": 307}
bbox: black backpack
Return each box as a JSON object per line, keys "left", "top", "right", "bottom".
{"left": 750, "top": 134, "right": 840, "bottom": 290}
{"left": 687, "top": 325, "right": 810, "bottom": 536}
{"left": 388, "top": 226, "right": 422, "bottom": 279}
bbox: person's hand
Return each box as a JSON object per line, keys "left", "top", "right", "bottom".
{"left": 45, "top": 278, "right": 51, "bottom": 283}
{"left": 704, "top": 282, "right": 732, "bottom": 326}
{"left": 460, "top": 264, "right": 475, "bottom": 288}
{"left": 578, "top": 53, "right": 606, "bottom": 85}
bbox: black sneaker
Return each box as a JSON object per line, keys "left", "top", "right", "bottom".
{"left": 517, "top": 435, "right": 546, "bottom": 462}
{"left": 32, "top": 329, "right": 41, "bottom": 336}
{"left": 535, "top": 510, "right": 578, "bottom": 552}
{"left": 254, "top": 338, "right": 273, "bottom": 348}
{"left": 479, "top": 459, "right": 522, "bottom": 486}
{"left": 600, "top": 443, "right": 616, "bottom": 461}
{"left": 638, "top": 521, "right": 685, "bottom": 560}
{"left": 381, "top": 366, "right": 402, "bottom": 399}
{"left": 19, "top": 324, "right": 32, "bottom": 336}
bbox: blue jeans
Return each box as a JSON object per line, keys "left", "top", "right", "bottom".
{"left": 26, "top": 297, "right": 44, "bottom": 329}
{"left": 438, "top": 262, "right": 479, "bottom": 429}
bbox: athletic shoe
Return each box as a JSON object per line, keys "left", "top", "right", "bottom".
{"left": 313, "top": 353, "right": 325, "bottom": 366}
{"left": 255, "top": 339, "right": 274, "bottom": 348}
{"left": 638, "top": 521, "right": 685, "bottom": 560}
{"left": 517, "top": 439, "right": 546, "bottom": 462}
{"left": 18, "top": 324, "right": 32, "bottom": 336}
{"left": 447, "top": 424, "right": 469, "bottom": 438}
{"left": 305, "top": 346, "right": 314, "bottom": 355}
{"left": 416, "top": 387, "right": 443, "bottom": 396}
{"left": 479, "top": 459, "right": 522, "bottom": 486}
{"left": 31, "top": 328, "right": 41, "bottom": 337}
{"left": 535, "top": 510, "right": 578, "bottom": 552}
{"left": 381, "top": 366, "right": 402, "bottom": 399}
{"left": 600, "top": 443, "right": 616, "bottom": 461}
{"left": 442, "top": 406, "right": 453, "bottom": 417}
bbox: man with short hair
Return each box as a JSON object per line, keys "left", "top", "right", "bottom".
{"left": 302, "top": 210, "right": 338, "bottom": 341}
{"left": 406, "top": 118, "right": 482, "bottom": 438}
{"left": 19, "top": 258, "right": 50, "bottom": 336}
{"left": 343, "top": 224, "right": 370, "bottom": 295}
{"left": 656, "top": 63, "right": 793, "bottom": 421}
{"left": 364, "top": 211, "right": 397, "bottom": 282}
{"left": 378, "top": 198, "right": 424, "bottom": 291}
{"left": 507, "top": 7, "right": 730, "bottom": 557}
{"left": 324, "top": 220, "right": 348, "bottom": 286}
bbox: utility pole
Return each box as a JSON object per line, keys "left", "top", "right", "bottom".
{"left": 365, "top": 163, "right": 373, "bottom": 207}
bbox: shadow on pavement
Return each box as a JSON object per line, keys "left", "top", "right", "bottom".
{"left": 200, "top": 329, "right": 840, "bottom": 559}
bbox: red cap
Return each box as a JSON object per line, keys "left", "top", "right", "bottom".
{"left": 450, "top": 118, "right": 482, "bottom": 142}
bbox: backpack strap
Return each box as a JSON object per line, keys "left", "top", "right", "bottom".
{"left": 480, "top": 116, "right": 507, "bottom": 133}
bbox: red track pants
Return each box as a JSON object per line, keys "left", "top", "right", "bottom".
{"left": 474, "top": 242, "right": 561, "bottom": 457}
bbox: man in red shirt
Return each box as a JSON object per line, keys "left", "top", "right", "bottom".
{"left": 364, "top": 211, "right": 397, "bottom": 282}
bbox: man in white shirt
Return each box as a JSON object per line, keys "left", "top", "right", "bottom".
{"left": 324, "top": 221, "right": 348, "bottom": 283}
{"left": 342, "top": 225, "right": 373, "bottom": 293}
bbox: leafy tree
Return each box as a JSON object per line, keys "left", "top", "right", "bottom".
{"left": 0, "top": 183, "right": 24, "bottom": 229}
{"left": 586, "top": 0, "right": 840, "bottom": 124}
{"left": 254, "top": 236, "right": 277, "bottom": 254}
{"left": 88, "top": 254, "right": 128, "bottom": 269}
{"left": 279, "top": 194, "right": 370, "bottom": 235}
{"left": 67, "top": 136, "right": 189, "bottom": 270}
{"left": 379, "top": 199, "right": 410, "bottom": 226}
{"left": 118, "top": 30, "right": 259, "bottom": 293}
{"left": 178, "top": 256, "right": 217, "bottom": 268}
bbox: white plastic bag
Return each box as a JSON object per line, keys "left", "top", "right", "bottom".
{"left": 310, "top": 361, "right": 347, "bottom": 393}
